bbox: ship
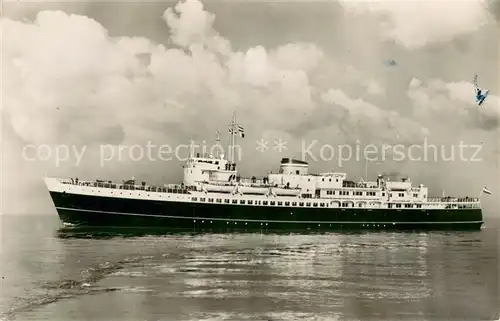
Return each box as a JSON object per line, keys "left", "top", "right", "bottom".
{"left": 44, "top": 117, "right": 485, "bottom": 231}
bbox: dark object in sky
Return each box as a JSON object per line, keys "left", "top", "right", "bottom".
{"left": 384, "top": 59, "right": 397, "bottom": 66}
{"left": 473, "top": 74, "right": 489, "bottom": 107}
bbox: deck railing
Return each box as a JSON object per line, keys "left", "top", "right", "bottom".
{"left": 60, "top": 179, "right": 195, "bottom": 194}
{"left": 57, "top": 178, "right": 481, "bottom": 203}
{"left": 427, "top": 197, "right": 480, "bottom": 203}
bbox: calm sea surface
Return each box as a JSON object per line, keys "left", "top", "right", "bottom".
{"left": 1, "top": 215, "right": 498, "bottom": 321}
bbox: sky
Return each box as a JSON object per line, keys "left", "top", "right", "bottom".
{"left": 1, "top": 0, "right": 499, "bottom": 217}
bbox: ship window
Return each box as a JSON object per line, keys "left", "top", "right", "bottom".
{"left": 382, "top": 193, "right": 385, "bottom": 196}
{"left": 413, "top": 193, "right": 418, "bottom": 197}
{"left": 299, "top": 202, "right": 304, "bottom": 206}
{"left": 320, "top": 203, "right": 325, "bottom": 207}
{"left": 240, "top": 200, "right": 245, "bottom": 204}
{"left": 306, "top": 202, "right": 311, "bottom": 206}
{"left": 308, "top": 179, "right": 310, "bottom": 182}
{"left": 336, "top": 179, "right": 338, "bottom": 182}
{"left": 322, "top": 178, "right": 324, "bottom": 182}
{"left": 292, "top": 202, "right": 297, "bottom": 206}
{"left": 329, "top": 179, "right": 332, "bottom": 182}
{"left": 416, "top": 204, "right": 422, "bottom": 208}
{"left": 232, "top": 200, "right": 237, "bottom": 204}
{"left": 405, "top": 204, "right": 412, "bottom": 208}
{"left": 208, "top": 198, "right": 214, "bottom": 202}
{"left": 263, "top": 201, "right": 268, "bottom": 205}
{"left": 285, "top": 201, "right": 290, "bottom": 206}
{"left": 313, "top": 203, "right": 318, "bottom": 207}
{"left": 200, "top": 198, "right": 206, "bottom": 202}
{"left": 396, "top": 204, "right": 401, "bottom": 208}
{"left": 248, "top": 200, "right": 253, "bottom": 205}
{"left": 215, "top": 161, "right": 219, "bottom": 165}
{"left": 296, "top": 170, "right": 299, "bottom": 174}
{"left": 399, "top": 193, "right": 404, "bottom": 197}
{"left": 278, "top": 201, "right": 282, "bottom": 205}
{"left": 216, "top": 199, "right": 222, "bottom": 203}
{"left": 225, "top": 199, "right": 230, "bottom": 203}
{"left": 192, "top": 197, "right": 197, "bottom": 201}
{"left": 270, "top": 201, "right": 275, "bottom": 205}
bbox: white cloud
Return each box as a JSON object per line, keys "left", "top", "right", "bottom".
{"left": 338, "top": 0, "right": 492, "bottom": 49}
{"left": 1, "top": 2, "right": 328, "bottom": 148}
{"left": 366, "top": 80, "right": 386, "bottom": 96}
{"left": 321, "top": 88, "right": 425, "bottom": 144}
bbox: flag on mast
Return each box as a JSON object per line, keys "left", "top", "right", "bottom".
{"left": 237, "top": 125, "right": 245, "bottom": 138}
{"left": 216, "top": 130, "right": 220, "bottom": 141}
{"left": 482, "top": 187, "right": 491, "bottom": 195}
{"left": 229, "top": 125, "right": 245, "bottom": 138}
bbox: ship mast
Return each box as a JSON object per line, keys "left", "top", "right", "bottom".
{"left": 227, "top": 110, "right": 244, "bottom": 166}
{"left": 215, "top": 130, "right": 220, "bottom": 159}
{"left": 229, "top": 111, "right": 237, "bottom": 164}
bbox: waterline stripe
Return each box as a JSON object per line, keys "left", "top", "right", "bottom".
{"left": 55, "top": 207, "right": 483, "bottom": 225}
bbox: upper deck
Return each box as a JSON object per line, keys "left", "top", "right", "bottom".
{"left": 45, "top": 177, "right": 481, "bottom": 209}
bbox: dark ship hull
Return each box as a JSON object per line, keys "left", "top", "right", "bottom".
{"left": 49, "top": 191, "right": 484, "bottom": 231}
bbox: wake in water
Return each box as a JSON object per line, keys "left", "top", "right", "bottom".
{"left": 1, "top": 255, "right": 155, "bottom": 321}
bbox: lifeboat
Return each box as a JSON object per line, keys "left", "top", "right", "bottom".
{"left": 238, "top": 185, "right": 268, "bottom": 195}
{"left": 203, "top": 183, "right": 234, "bottom": 193}
{"left": 271, "top": 187, "right": 301, "bottom": 196}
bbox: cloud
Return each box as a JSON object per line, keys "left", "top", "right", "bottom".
{"left": 366, "top": 80, "right": 386, "bottom": 96}
{"left": 1, "top": 2, "right": 328, "bottom": 148}
{"left": 338, "top": 0, "right": 492, "bottom": 49}
{"left": 321, "top": 88, "right": 426, "bottom": 144}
